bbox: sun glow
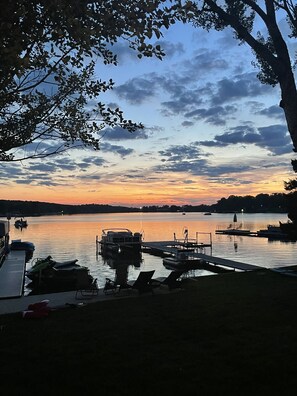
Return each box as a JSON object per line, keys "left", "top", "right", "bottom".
{"left": 0, "top": 167, "right": 287, "bottom": 207}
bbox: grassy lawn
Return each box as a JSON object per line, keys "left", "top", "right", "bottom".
{"left": 1, "top": 270, "right": 297, "bottom": 395}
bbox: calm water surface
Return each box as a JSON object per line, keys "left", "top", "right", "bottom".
{"left": 7, "top": 212, "right": 296, "bottom": 292}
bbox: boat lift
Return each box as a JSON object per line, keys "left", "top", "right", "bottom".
{"left": 173, "top": 228, "right": 212, "bottom": 253}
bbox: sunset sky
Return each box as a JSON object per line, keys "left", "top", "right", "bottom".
{"left": 1, "top": 14, "right": 296, "bottom": 207}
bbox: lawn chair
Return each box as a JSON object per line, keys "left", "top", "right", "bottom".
{"left": 104, "top": 267, "right": 130, "bottom": 295}
{"left": 152, "top": 270, "right": 184, "bottom": 290}
{"left": 127, "top": 270, "right": 156, "bottom": 294}
{"left": 103, "top": 278, "right": 119, "bottom": 294}
{"left": 75, "top": 278, "right": 99, "bottom": 300}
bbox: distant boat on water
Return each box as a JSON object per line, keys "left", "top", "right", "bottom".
{"left": 14, "top": 217, "right": 28, "bottom": 228}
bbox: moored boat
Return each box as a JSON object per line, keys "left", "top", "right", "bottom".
{"left": 99, "top": 228, "right": 142, "bottom": 254}
{"left": 0, "top": 220, "right": 10, "bottom": 262}
{"left": 14, "top": 218, "right": 28, "bottom": 228}
{"left": 256, "top": 224, "right": 289, "bottom": 239}
{"left": 10, "top": 239, "right": 35, "bottom": 261}
{"left": 163, "top": 251, "right": 207, "bottom": 270}
{"left": 10, "top": 240, "right": 35, "bottom": 252}
{"left": 26, "top": 256, "right": 92, "bottom": 291}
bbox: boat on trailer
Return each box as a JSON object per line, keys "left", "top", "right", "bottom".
{"left": 99, "top": 228, "right": 142, "bottom": 254}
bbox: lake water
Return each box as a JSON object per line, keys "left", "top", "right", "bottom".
{"left": 6, "top": 212, "right": 296, "bottom": 293}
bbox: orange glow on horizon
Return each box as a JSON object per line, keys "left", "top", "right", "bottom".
{"left": 0, "top": 169, "right": 287, "bottom": 207}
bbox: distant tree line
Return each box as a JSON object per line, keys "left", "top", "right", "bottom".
{"left": 213, "top": 193, "right": 287, "bottom": 213}
{"left": 0, "top": 193, "right": 289, "bottom": 218}
{"left": 0, "top": 200, "right": 140, "bottom": 217}
{"left": 141, "top": 193, "right": 288, "bottom": 214}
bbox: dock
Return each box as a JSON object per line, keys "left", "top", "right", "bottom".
{"left": 142, "top": 241, "right": 262, "bottom": 272}
{"left": 0, "top": 251, "right": 26, "bottom": 299}
{"left": 142, "top": 231, "right": 212, "bottom": 255}
{"left": 142, "top": 241, "right": 210, "bottom": 255}
{"left": 215, "top": 229, "right": 257, "bottom": 236}
{"left": 191, "top": 252, "right": 262, "bottom": 271}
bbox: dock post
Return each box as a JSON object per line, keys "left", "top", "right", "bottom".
{"left": 210, "top": 232, "right": 213, "bottom": 255}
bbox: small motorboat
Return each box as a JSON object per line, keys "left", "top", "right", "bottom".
{"left": 10, "top": 239, "right": 35, "bottom": 261}
{"left": 256, "top": 224, "right": 289, "bottom": 239}
{"left": 99, "top": 228, "right": 142, "bottom": 254}
{"left": 14, "top": 218, "right": 28, "bottom": 228}
{"left": 10, "top": 240, "right": 35, "bottom": 252}
{"left": 26, "top": 256, "right": 93, "bottom": 291}
{"left": 163, "top": 251, "right": 231, "bottom": 274}
{"left": 163, "top": 251, "right": 206, "bottom": 270}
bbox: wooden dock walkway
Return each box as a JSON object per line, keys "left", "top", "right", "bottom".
{"left": 142, "top": 241, "right": 211, "bottom": 254}
{"left": 142, "top": 241, "right": 262, "bottom": 272}
{"left": 0, "top": 251, "right": 26, "bottom": 299}
{"left": 191, "top": 252, "right": 262, "bottom": 271}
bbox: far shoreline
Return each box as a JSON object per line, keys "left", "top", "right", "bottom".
{"left": 0, "top": 210, "right": 289, "bottom": 218}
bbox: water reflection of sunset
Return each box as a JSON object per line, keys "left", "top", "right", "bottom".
{"left": 10, "top": 212, "right": 295, "bottom": 293}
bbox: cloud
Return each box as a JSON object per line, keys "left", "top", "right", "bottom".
{"left": 115, "top": 75, "right": 159, "bottom": 104}
{"left": 198, "top": 124, "right": 292, "bottom": 155}
{"left": 108, "top": 39, "right": 184, "bottom": 65}
{"left": 115, "top": 72, "right": 204, "bottom": 111}
{"left": 256, "top": 105, "right": 285, "bottom": 120}
{"left": 156, "top": 40, "right": 185, "bottom": 58}
{"left": 184, "top": 105, "right": 237, "bottom": 126}
{"left": 159, "top": 144, "right": 210, "bottom": 162}
{"left": 181, "top": 49, "right": 229, "bottom": 75}
{"left": 156, "top": 142, "right": 256, "bottom": 178}
{"left": 157, "top": 144, "right": 211, "bottom": 175}
{"left": 100, "top": 126, "right": 150, "bottom": 141}
{"left": 113, "top": 52, "right": 275, "bottom": 129}
{"left": 257, "top": 125, "right": 292, "bottom": 155}
{"left": 181, "top": 120, "right": 195, "bottom": 127}
{"left": 0, "top": 163, "right": 24, "bottom": 180}
{"left": 161, "top": 93, "right": 204, "bottom": 114}
{"left": 100, "top": 142, "right": 134, "bottom": 158}
{"left": 0, "top": 154, "right": 108, "bottom": 188}
{"left": 211, "top": 72, "right": 273, "bottom": 105}
{"left": 78, "top": 157, "right": 106, "bottom": 168}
